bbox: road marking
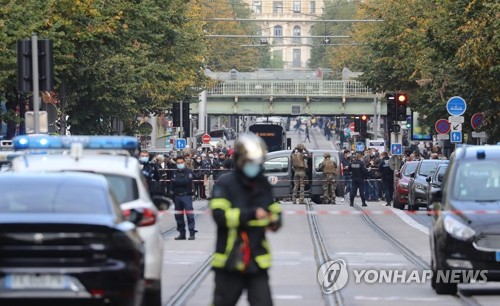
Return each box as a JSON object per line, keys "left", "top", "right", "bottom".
{"left": 379, "top": 203, "right": 429, "bottom": 235}
{"left": 355, "top": 296, "right": 440, "bottom": 301}
{"left": 273, "top": 295, "right": 303, "bottom": 300}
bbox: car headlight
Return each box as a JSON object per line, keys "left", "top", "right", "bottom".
{"left": 399, "top": 182, "right": 408, "bottom": 189}
{"left": 444, "top": 215, "right": 476, "bottom": 241}
{"left": 415, "top": 183, "right": 426, "bottom": 190}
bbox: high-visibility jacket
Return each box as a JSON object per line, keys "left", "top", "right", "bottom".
{"left": 210, "top": 171, "right": 282, "bottom": 273}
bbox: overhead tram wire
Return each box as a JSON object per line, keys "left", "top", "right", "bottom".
{"left": 205, "top": 18, "right": 384, "bottom": 23}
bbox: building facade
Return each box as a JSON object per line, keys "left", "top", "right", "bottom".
{"left": 245, "top": 0, "right": 325, "bottom": 69}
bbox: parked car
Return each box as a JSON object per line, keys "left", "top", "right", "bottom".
{"left": 429, "top": 145, "right": 500, "bottom": 294}
{"left": 425, "top": 163, "right": 448, "bottom": 211}
{"left": 393, "top": 161, "right": 419, "bottom": 210}
{"left": 407, "top": 159, "right": 449, "bottom": 211}
{"left": 0, "top": 172, "right": 145, "bottom": 306}
{"left": 11, "top": 135, "right": 163, "bottom": 305}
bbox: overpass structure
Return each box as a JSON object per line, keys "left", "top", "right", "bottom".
{"left": 190, "top": 69, "right": 386, "bottom": 117}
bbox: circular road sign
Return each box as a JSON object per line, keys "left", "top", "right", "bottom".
{"left": 202, "top": 133, "right": 211, "bottom": 144}
{"left": 349, "top": 122, "right": 355, "bottom": 132}
{"left": 471, "top": 113, "right": 484, "bottom": 130}
{"left": 435, "top": 119, "right": 451, "bottom": 134}
{"left": 446, "top": 96, "right": 467, "bottom": 116}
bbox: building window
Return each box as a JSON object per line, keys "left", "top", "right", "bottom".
{"left": 252, "top": 1, "right": 262, "bottom": 13}
{"left": 293, "top": 26, "right": 301, "bottom": 44}
{"left": 273, "top": 1, "right": 283, "bottom": 14}
{"left": 293, "top": 49, "right": 301, "bottom": 67}
{"left": 293, "top": 1, "right": 301, "bottom": 13}
{"left": 274, "top": 25, "right": 283, "bottom": 44}
{"left": 310, "top": 1, "right": 316, "bottom": 14}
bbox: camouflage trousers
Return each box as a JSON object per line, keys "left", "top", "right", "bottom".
{"left": 292, "top": 169, "right": 306, "bottom": 204}
{"left": 323, "top": 174, "right": 337, "bottom": 204}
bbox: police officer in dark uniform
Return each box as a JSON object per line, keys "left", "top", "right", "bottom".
{"left": 349, "top": 152, "right": 369, "bottom": 207}
{"left": 171, "top": 156, "right": 197, "bottom": 240}
{"left": 139, "top": 150, "right": 161, "bottom": 197}
{"left": 379, "top": 151, "right": 394, "bottom": 206}
{"left": 210, "top": 133, "right": 282, "bottom": 306}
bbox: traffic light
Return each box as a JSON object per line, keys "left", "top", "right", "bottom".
{"left": 360, "top": 115, "right": 368, "bottom": 133}
{"left": 396, "top": 92, "right": 408, "bottom": 121}
{"left": 354, "top": 118, "right": 360, "bottom": 132}
{"left": 171, "top": 102, "right": 190, "bottom": 137}
{"left": 17, "top": 39, "right": 54, "bottom": 92}
{"left": 386, "top": 93, "right": 396, "bottom": 132}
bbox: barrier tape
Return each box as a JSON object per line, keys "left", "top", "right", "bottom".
{"left": 158, "top": 209, "right": 500, "bottom": 216}
{"left": 158, "top": 178, "right": 385, "bottom": 183}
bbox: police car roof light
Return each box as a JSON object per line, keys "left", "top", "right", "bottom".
{"left": 13, "top": 135, "right": 138, "bottom": 151}
{"left": 476, "top": 150, "right": 486, "bottom": 160}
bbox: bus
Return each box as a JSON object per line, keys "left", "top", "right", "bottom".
{"left": 249, "top": 123, "right": 289, "bottom": 152}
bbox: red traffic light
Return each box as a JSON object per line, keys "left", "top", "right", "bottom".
{"left": 396, "top": 93, "right": 408, "bottom": 105}
{"left": 361, "top": 115, "right": 368, "bottom": 121}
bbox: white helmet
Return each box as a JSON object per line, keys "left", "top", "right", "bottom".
{"left": 234, "top": 133, "right": 268, "bottom": 173}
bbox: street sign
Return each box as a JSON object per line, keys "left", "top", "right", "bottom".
{"left": 451, "top": 123, "right": 462, "bottom": 131}
{"left": 201, "top": 143, "right": 212, "bottom": 148}
{"left": 201, "top": 133, "right": 211, "bottom": 144}
{"left": 450, "top": 131, "right": 462, "bottom": 143}
{"left": 472, "top": 131, "right": 486, "bottom": 138}
{"left": 349, "top": 122, "right": 355, "bottom": 132}
{"left": 355, "top": 142, "right": 365, "bottom": 152}
{"left": 448, "top": 116, "right": 464, "bottom": 124}
{"left": 435, "top": 119, "right": 451, "bottom": 134}
{"left": 437, "top": 133, "right": 449, "bottom": 140}
{"left": 391, "top": 143, "right": 403, "bottom": 155}
{"left": 446, "top": 96, "right": 467, "bottom": 116}
{"left": 175, "top": 138, "right": 186, "bottom": 149}
{"left": 471, "top": 113, "right": 484, "bottom": 130}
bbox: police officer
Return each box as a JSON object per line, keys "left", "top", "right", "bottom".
{"left": 291, "top": 144, "right": 309, "bottom": 204}
{"left": 171, "top": 156, "right": 197, "bottom": 240}
{"left": 349, "top": 152, "right": 369, "bottom": 207}
{"left": 318, "top": 152, "right": 338, "bottom": 204}
{"left": 379, "top": 151, "right": 394, "bottom": 207}
{"left": 210, "top": 133, "right": 282, "bottom": 306}
{"left": 139, "top": 150, "right": 161, "bottom": 197}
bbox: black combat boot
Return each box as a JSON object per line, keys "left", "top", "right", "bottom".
{"left": 175, "top": 232, "right": 186, "bottom": 240}
{"left": 188, "top": 232, "right": 195, "bottom": 240}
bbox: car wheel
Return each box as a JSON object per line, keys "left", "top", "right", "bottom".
{"left": 311, "top": 195, "right": 322, "bottom": 204}
{"left": 142, "top": 284, "right": 161, "bottom": 306}
{"left": 432, "top": 252, "right": 458, "bottom": 295}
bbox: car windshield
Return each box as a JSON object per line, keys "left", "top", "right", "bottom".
{"left": 101, "top": 174, "right": 139, "bottom": 204}
{"left": 0, "top": 181, "right": 111, "bottom": 214}
{"left": 453, "top": 161, "right": 500, "bottom": 201}
{"left": 418, "top": 161, "right": 445, "bottom": 177}
{"left": 209, "top": 130, "right": 224, "bottom": 138}
{"left": 403, "top": 163, "right": 418, "bottom": 176}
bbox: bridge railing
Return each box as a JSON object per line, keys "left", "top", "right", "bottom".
{"left": 206, "top": 80, "right": 374, "bottom": 97}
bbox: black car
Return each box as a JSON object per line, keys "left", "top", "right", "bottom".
{"left": 0, "top": 172, "right": 145, "bottom": 306}
{"left": 430, "top": 145, "right": 500, "bottom": 294}
{"left": 407, "top": 159, "right": 448, "bottom": 211}
{"left": 425, "top": 163, "right": 448, "bottom": 211}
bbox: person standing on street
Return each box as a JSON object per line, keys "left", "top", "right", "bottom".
{"left": 304, "top": 124, "right": 311, "bottom": 143}
{"left": 171, "top": 156, "right": 197, "bottom": 240}
{"left": 379, "top": 151, "right": 394, "bottom": 207}
{"left": 210, "top": 133, "right": 282, "bottom": 306}
{"left": 349, "top": 152, "right": 369, "bottom": 207}
{"left": 317, "top": 152, "right": 338, "bottom": 204}
{"left": 291, "top": 144, "right": 309, "bottom": 204}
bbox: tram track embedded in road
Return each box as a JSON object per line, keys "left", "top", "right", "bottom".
{"left": 161, "top": 203, "right": 210, "bottom": 238}
{"left": 352, "top": 203, "right": 482, "bottom": 306}
{"left": 306, "top": 200, "right": 344, "bottom": 306}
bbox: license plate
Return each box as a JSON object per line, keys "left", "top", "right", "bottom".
{"left": 496, "top": 251, "right": 500, "bottom": 262}
{"left": 6, "top": 274, "right": 67, "bottom": 289}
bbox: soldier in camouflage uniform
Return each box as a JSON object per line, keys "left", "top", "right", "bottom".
{"left": 291, "top": 144, "right": 309, "bottom": 204}
{"left": 318, "top": 152, "right": 338, "bottom": 204}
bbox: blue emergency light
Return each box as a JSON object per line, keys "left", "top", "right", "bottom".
{"left": 13, "top": 135, "right": 139, "bottom": 151}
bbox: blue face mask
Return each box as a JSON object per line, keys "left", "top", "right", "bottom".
{"left": 242, "top": 163, "right": 261, "bottom": 178}
{"left": 177, "top": 163, "right": 185, "bottom": 170}
{"left": 139, "top": 157, "right": 149, "bottom": 163}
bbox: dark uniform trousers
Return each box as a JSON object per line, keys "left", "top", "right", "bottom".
{"left": 213, "top": 270, "right": 272, "bottom": 306}
{"left": 350, "top": 178, "right": 366, "bottom": 206}
{"left": 382, "top": 178, "right": 394, "bottom": 205}
{"left": 174, "top": 195, "right": 195, "bottom": 234}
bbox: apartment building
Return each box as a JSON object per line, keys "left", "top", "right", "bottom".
{"left": 245, "top": 0, "right": 325, "bottom": 69}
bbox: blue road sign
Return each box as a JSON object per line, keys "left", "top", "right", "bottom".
{"left": 450, "top": 131, "right": 462, "bottom": 143}
{"left": 391, "top": 143, "right": 403, "bottom": 155}
{"left": 175, "top": 138, "right": 186, "bottom": 149}
{"left": 435, "top": 119, "right": 451, "bottom": 134}
{"left": 355, "top": 142, "right": 365, "bottom": 152}
{"left": 471, "top": 113, "right": 484, "bottom": 130}
{"left": 446, "top": 96, "right": 467, "bottom": 116}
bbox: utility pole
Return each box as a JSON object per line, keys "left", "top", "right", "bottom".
{"left": 31, "top": 34, "right": 40, "bottom": 134}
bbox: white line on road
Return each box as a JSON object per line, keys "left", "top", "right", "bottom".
{"left": 355, "top": 296, "right": 440, "bottom": 301}
{"left": 379, "top": 203, "right": 430, "bottom": 235}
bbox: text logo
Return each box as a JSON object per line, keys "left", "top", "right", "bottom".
{"left": 317, "top": 259, "right": 349, "bottom": 293}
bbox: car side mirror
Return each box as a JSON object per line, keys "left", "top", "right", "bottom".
{"left": 426, "top": 176, "right": 431, "bottom": 183}
{"left": 410, "top": 172, "right": 415, "bottom": 178}
{"left": 395, "top": 171, "right": 401, "bottom": 178}
{"left": 127, "top": 208, "right": 144, "bottom": 226}
{"left": 152, "top": 195, "right": 173, "bottom": 211}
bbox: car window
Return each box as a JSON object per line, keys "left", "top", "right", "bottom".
{"left": 434, "top": 165, "right": 448, "bottom": 180}
{"left": 403, "top": 163, "right": 418, "bottom": 176}
{"left": 101, "top": 174, "right": 139, "bottom": 203}
{"left": 263, "top": 156, "right": 288, "bottom": 173}
{"left": 418, "top": 161, "right": 445, "bottom": 177}
{"left": 209, "top": 130, "right": 225, "bottom": 138}
{"left": 453, "top": 161, "right": 500, "bottom": 201}
{"left": 0, "top": 182, "right": 111, "bottom": 214}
